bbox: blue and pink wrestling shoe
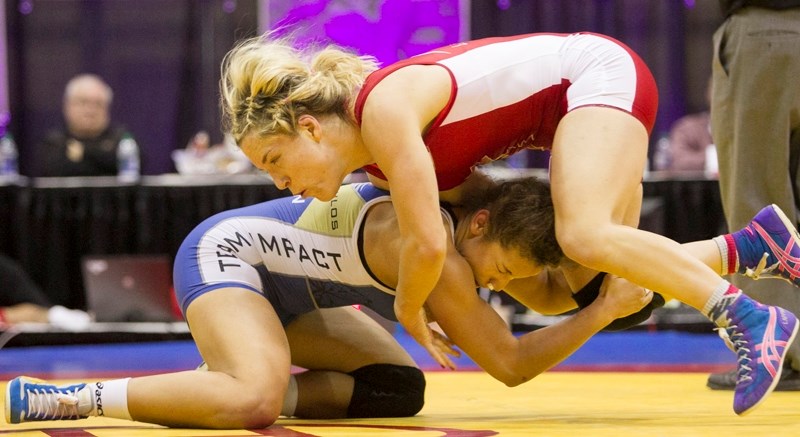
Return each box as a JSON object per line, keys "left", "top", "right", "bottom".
{"left": 719, "top": 204, "right": 800, "bottom": 286}
{"left": 714, "top": 204, "right": 800, "bottom": 414}
{"left": 718, "top": 296, "right": 798, "bottom": 415}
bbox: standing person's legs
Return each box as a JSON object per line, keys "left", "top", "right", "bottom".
{"left": 712, "top": 7, "right": 800, "bottom": 377}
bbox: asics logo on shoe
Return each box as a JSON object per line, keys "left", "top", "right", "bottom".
{"left": 752, "top": 222, "right": 800, "bottom": 282}
{"left": 95, "top": 382, "right": 104, "bottom": 416}
{"left": 754, "top": 307, "right": 788, "bottom": 378}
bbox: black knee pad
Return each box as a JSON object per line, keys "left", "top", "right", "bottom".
{"left": 346, "top": 364, "right": 425, "bottom": 418}
{"left": 572, "top": 272, "right": 666, "bottom": 331}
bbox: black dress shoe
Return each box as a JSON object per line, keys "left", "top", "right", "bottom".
{"left": 707, "top": 367, "right": 800, "bottom": 391}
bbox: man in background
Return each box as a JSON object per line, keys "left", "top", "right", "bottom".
{"left": 36, "top": 74, "right": 138, "bottom": 177}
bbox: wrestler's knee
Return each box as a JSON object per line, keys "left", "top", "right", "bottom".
{"left": 202, "top": 376, "right": 284, "bottom": 429}
{"left": 556, "top": 220, "right": 615, "bottom": 269}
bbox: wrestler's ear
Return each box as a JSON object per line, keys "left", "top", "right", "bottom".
{"left": 469, "top": 209, "right": 490, "bottom": 237}
{"left": 297, "top": 115, "right": 322, "bottom": 142}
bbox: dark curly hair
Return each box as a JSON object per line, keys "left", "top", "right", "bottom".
{"left": 461, "top": 177, "right": 564, "bottom": 267}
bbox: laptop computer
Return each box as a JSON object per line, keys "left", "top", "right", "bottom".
{"left": 82, "top": 254, "right": 178, "bottom": 323}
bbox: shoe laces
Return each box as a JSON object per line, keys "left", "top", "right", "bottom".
{"left": 744, "top": 252, "right": 775, "bottom": 280}
{"left": 723, "top": 322, "right": 754, "bottom": 385}
{"left": 26, "top": 385, "right": 82, "bottom": 420}
{"left": 715, "top": 327, "right": 735, "bottom": 352}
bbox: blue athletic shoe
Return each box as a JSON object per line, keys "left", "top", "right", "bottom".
{"left": 733, "top": 204, "right": 800, "bottom": 285}
{"left": 721, "top": 296, "right": 799, "bottom": 415}
{"left": 5, "top": 377, "right": 89, "bottom": 423}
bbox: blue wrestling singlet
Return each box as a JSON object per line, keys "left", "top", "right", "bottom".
{"left": 174, "top": 183, "right": 402, "bottom": 325}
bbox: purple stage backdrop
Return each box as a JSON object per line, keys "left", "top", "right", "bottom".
{"left": 5, "top": 1, "right": 723, "bottom": 176}
{"left": 261, "top": 0, "right": 466, "bottom": 67}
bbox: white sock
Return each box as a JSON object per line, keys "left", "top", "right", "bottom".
{"left": 701, "top": 281, "right": 741, "bottom": 325}
{"left": 712, "top": 235, "right": 730, "bottom": 276}
{"left": 81, "top": 378, "right": 133, "bottom": 421}
{"left": 281, "top": 375, "right": 298, "bottom": 417}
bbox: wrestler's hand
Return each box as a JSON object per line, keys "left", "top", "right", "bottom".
{"left": 398, "top": 307, "right": 457, "bottom": 370}
{"left": 596, "top": 274, "right": 653, "bottom": 319}
{"left": 432, "top": 328, "right": 461, "bottom": 361}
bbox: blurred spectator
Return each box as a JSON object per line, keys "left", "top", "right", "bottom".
{"left": 35, "top": 74, "right": 138, "bottom": 177}
{"left": 0, "top": 253, "right": 91, "bottom": 329}
{"left": 171, "top": 131, "right": 252, "bottom": 175}
{"left": 664, "top": 77, "right": 715, "bottom": 174}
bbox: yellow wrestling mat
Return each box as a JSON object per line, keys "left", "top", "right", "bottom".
{"left": 3, "top": 371, "right": 800, "bottom": 436}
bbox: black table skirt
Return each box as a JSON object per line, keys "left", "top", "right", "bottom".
{"left": 642, "top": 177, "right": 727, "bottom": 243}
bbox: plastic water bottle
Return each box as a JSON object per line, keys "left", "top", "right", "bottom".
{"left": 652, "top": 135, "right": 672, "bottom": 171}
{"left": 704, "top": 143, "right": 718, "bottom": 179}
{"left": 0, "top": 132, "right": 19, "bottom": 181}
{"left": 117, "top": 134, "right": 140, "bottom": 182}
